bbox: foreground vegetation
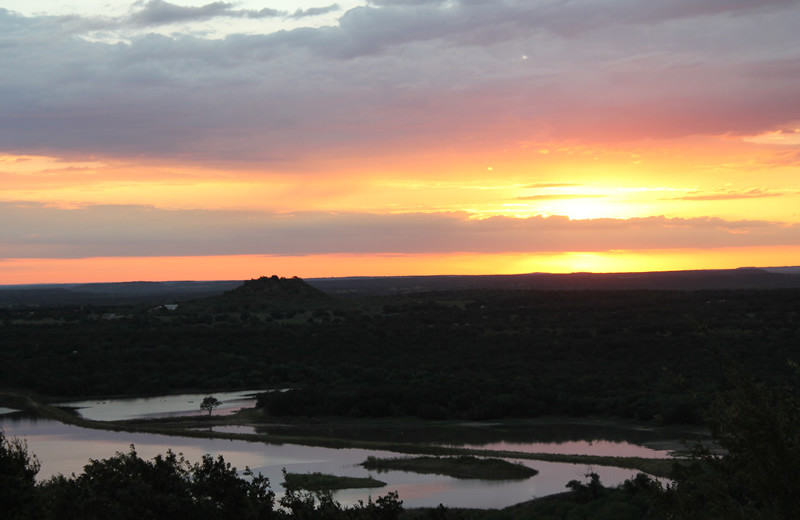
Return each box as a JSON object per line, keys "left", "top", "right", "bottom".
{"left": 0, "top": 436, "right": 402, "bottom": 520}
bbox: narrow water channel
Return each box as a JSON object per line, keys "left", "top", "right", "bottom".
{"left": 0, "top": 392, "right": 677, "bottom": 509}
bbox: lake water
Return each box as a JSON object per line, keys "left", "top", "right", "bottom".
{"left": 0, "top": 393, "right": 677, "bottom": 509}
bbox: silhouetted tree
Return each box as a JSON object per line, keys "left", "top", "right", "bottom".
{"left": 38, "top": 446, "right": 276, "bottom": 520}
{"left": 1, "top": 430, "right": 41, "bottom": 519}
{"left": 200, "top": 396, "right": 222, "bottom": 417}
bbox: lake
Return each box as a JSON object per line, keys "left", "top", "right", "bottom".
{"left": 0, "top": 392, "right": 679, "bottom": 509}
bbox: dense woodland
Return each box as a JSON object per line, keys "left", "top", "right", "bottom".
{"left": 1, "top": 277, "right": 799, "bottom": 424}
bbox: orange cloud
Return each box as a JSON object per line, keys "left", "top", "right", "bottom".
{"left": 674, "top": 189, "right": 786, "bottom": 201}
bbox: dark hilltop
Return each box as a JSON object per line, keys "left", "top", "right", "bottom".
{"left": 2, "top": 266, "right": 800, "bottom": 307}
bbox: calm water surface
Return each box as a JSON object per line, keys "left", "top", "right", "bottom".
{"left": 450, "top": 438, "right": 671, "bottom": 459}
{"left": 57, "top": 390, "right": 263, "bottom": 421}
{"left": 0, "top": 394, "right": 672, "bottom": 509}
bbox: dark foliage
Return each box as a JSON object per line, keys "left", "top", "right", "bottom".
{"left": 280, "top": 476, "right": 403, "bottom": 520}
{"left": 41, "top": 447, "right": 276, "bottom": 520}
{"left": 0, "top": 430, "right": 41, "bottom": 520}
{"left": 0, "top": 441, "right": 404, "bottom": 520}
{"left": 656, "top": 366, "right": 800, "bottom": 519}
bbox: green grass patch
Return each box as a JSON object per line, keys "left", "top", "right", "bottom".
{"left": 362, "top": 455, "right": 538, "bottom": 480}
{"left": 282, "top": 472, "right": 386, "bottom": 490}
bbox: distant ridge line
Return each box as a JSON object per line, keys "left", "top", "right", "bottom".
{"left": 306, "top": 267, "right": 800, "bottom": 294}
{"left": 1, "top": 267, "right": 799, "bottom": 305}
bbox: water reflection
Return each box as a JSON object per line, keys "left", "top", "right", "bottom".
{"left": 204, "top": 425, "right": 259, "bottom": 435}
{"left": 265, "top": 419, "right": 686, "bottom": 458}
{"left": 1, "top": 414, "right": 644, "bottom": 509}
{"left": 58, "top": 390, "right": 263, "bottom": 421}
{"left": 54, "top": 392, "right": 688, "bottom": 460}
{"left": 449, "top": 439, "right": 670, "bottom": 458}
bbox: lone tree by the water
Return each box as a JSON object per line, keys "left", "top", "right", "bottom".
{"left": 200, "top": 396, "right": 222, "bottom": 416}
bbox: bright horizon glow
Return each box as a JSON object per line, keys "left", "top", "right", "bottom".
{"left": 3, "top": 246, "right": 800, "bottom": 285}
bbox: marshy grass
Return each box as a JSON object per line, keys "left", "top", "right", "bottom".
{"left": 282, "top": 471, "right": 386, "bottom": 490}
{"left": 362, "top": 455, "right": 538, "bottom": 480}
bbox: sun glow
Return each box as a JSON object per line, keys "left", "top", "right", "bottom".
{"left": 542, "top": 197, "right": 620, "bottom": 220}
{"left": 510, "top": 182, "right": 647, "bottom": 220}
{"left": 4, "top": 245, "right": 800, "bottom": 285}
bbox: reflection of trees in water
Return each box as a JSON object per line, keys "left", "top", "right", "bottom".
{"left": 262, "top": 419, "right": 691, "bottom": 447}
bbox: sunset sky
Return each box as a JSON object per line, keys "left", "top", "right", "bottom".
{"left": 2, "top": 0, "right": 800, "bottom": 284}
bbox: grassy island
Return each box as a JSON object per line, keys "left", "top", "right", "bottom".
{"left": 282, "top": 472, "right": 386, "bottom": 490}
{"left": 361, "top": 455, "right": 538, "bottom": 480}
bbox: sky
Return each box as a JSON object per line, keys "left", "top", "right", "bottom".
{"left": 2, "top": 0, "right": 800, "bottom": 284}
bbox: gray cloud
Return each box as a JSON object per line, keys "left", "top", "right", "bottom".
{"left": 2, "top": 202, "right": 798, "bottom": 259}
{"left": 128, "top": 1, "right": 282, "bottom": 26}
{"left": 1, "top": 1, "right": 799, "bottom": 164}
{"left": 289, "top": 5, "right": 342, "bottom": 19}
{"left": 368, "top": 1, "right": 448, "bottom": 6}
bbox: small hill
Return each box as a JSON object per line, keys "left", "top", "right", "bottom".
{"left": 226, "top": 275, "right": 326, "bottom": 300}
{"left": 182, "top": 275, "right": 331, "bottom": 315}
